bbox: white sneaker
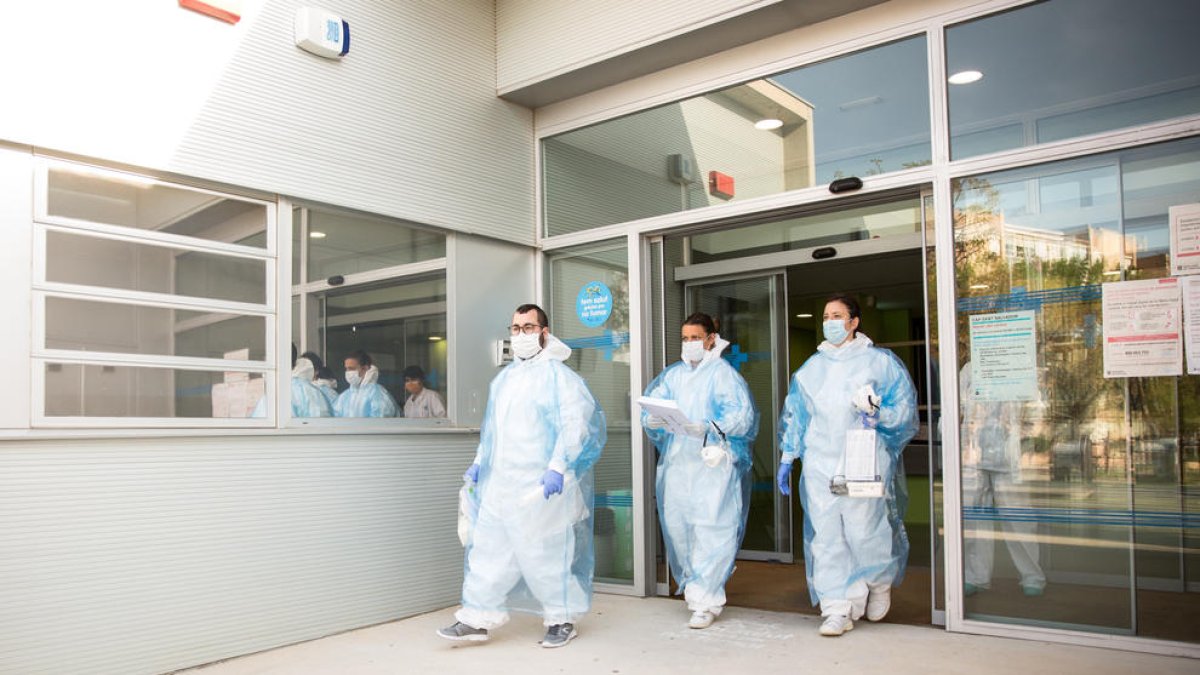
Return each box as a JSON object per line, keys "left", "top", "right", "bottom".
{"left": 866, "top": 587, "right": 891, "bottom": 622}
{"left": 688, "top": 610, "right": 715, "bottom": 629}
{"left": 819, "top": 614, "right": 853, "bottom": 636}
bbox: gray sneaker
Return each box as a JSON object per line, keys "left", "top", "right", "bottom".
{"left": 540, "top": 623, "right": 577, "bottom": 648}
{"left": 437, "top": 621, "right": 488, "bottom": 642}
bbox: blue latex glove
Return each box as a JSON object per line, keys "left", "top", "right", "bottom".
{"left": 464, "top": 463, "right": 480, "bottom": 483}
{"left": 776, "top": 461, "right": 793, "bottom": 496}
{"left": 858, "top": 411, "right": 879, "bottom": 429}
{"left": 540, "top": 469, "right": 564, "bottom": 499}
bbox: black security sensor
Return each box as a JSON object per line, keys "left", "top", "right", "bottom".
{"left": 829, "top": 177, "right": 863, "bottom": 193}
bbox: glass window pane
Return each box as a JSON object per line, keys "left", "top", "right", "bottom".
{"left": 45, "top": 297, "right": 266, "bottom": 361}
{"left": 546, "top": 240, "right": 632, "bottom": 583}
{"left": 304, "top": 209, "right": 445, "bottom": 282}
{"left": 952, "top": 137, "right": 1200, "bottom": 640}
{"left": 47, "top": 231, "right": 267, "bottom": 305}
{"left": 46, "top": 165, "right": 268, "bottom": 248}
{"left": 689, "top": 198, "right": 922, "bottom": 263}
{"left": 44, "top": 362, "right": 266, "bottom": 418}
{"left": 310, "top": 276, "right": 447, "bottom": 419}
{"left": 947, "top": 0, "right": 1200, "bottom": 160}
{"left": 544, "top": 36, "right": 929, "bottom": 236}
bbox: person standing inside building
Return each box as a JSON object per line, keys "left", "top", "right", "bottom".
{"left": 641, "top": 312, "right": 758, "bottom": 629}
{"left": 438, "top": 303, "right": 606, "bottom": 648}
{"left": 251, "top": 344, "right": 332, "bottom": 418}
{"left": 335, "top": 350, "right": 399, "bottom": 417}
{"left": 959, "top": 360, "right": 1045, "bottom": 597}
{"left": 776, "top": 294, "right": 918, "bottom": 636}
{"left": 402, "top": 365, "right": 446, "bottom": 418}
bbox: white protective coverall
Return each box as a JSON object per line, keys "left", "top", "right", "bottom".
{"left": 960, "top": 361, "right": 1045, "bottom": 593}
{"left": 642, "top": 336, "right": 759, "bottom": 616}
{"left": 779, "top": 333, "right": 918, "bottom": 619}
{"left": 456, "top": 334, "right": 606, "bottom": 629}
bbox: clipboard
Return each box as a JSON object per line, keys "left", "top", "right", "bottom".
{"left": 636, "top": 396, "right": 696, "bottom": 436}
{"left": 843, "top": 428, "right": 883, "bottom": 498}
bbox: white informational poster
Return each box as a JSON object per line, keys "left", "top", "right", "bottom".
{"left": 1184, "top": 276, "right": 1200, "bottom": 375}
{"left": 1169, "top": 203, "right": 1200, "bottom": 276}
{"left": 968, "top": 310, "right": 1038, "bottom": 401}
{"left": 1102, "top": 278, "right": 1183, "bottom": 378}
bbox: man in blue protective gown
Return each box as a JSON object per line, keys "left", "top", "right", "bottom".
{"left": 641, "top": 312, "right": 758, "bottom": 630}
{"left": 776, "top": 295, "right": 918, "bottom": 636}
{"left": 438, "top": 304, "right": 606, "bottom": 648}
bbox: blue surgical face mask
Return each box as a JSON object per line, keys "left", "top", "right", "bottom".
{"left": 822, "top": 319, "right": 849, "bottom": 345}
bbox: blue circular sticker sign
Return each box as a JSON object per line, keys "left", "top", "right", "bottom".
{"left": 576, "top": 281, "right": 614, "bottom": 327}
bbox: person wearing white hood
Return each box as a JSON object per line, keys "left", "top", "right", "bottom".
{"left": 335, "top": 350, "right": 399, "bottom": 417}
{"left": 251, "top": 344, "right": 332, "bottom": 418}
{"left": 776, "top": 294, "right": 918, "bottom": 636}
{"left": 641, "top": 312, "right": 758, "bottom": 630}
{"left": 439, "top": 304, "right": 606, "bottom": 648}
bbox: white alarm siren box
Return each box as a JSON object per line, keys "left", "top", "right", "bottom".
{"left": 295, "top": 7, "right": 349, "bottom": 59}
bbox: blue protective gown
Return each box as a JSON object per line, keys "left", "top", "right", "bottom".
{"left": 333, "top": 366, "right": 399, "bottom": 417}
{"left": 315, "top": 379, "right": 339, "bottom": 410}
{"left": 642, "top": 337, "right": 758, "bottom": 615}
{"left": 249, "top": 358, "right": 333, "bottom": 418}
{"left": 779, "top": 333, "right": 918, "bottom": 619}
{"left": 457, "top": 335, "right": 606, "bottom": 629}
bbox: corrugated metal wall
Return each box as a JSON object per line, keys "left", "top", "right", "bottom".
{"left": 5, "top": 0, "right": 535, "bottom": 245}
{"left": 496, "top": 0, "right": 772, "bottom": 92}
{"left": 0, "top": 432, "right": 477, "bottom": 674}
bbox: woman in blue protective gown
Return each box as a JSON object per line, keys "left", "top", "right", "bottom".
{"left": 335, "top": 350, "right": 399, "bottom": 417}
{"left": 641, "top": 312, "right": 758, "bottom": 629}
{"left": 776, "top": 294, "right": 918, "bottom": 637}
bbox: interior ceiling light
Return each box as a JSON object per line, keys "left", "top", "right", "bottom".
{"left": 754, "top": 118, "right": 784, "bottom": 130}
{"left": 309, "top": 231, "right": 327, "bottom": 239}
{"left": 837, "top": 95, "right": 882, "bottom": 111}
{"left": 948, "top": 70, "right": 983, "bottom": 85}
{"left": 428, "top": 335, "right": 443, "bottom": 341}
{"left": 795, "top": 313, "right": 813, "bottom": 318}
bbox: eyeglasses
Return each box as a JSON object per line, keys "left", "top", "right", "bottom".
{"left": 508, "top": 323, "right": 543, "bottom": 335}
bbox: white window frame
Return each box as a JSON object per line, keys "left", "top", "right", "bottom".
{"left": 283, "top": 201, "right": 452, "bottom": 429}
{"left": 31, "top": 157, "right": 278, "bottom": 428}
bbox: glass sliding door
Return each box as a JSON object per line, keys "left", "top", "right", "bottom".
{"left": 686, "top": 274, "right": 790, "bottom": 559}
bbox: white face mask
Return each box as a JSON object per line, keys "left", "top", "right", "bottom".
{"left": 681, "top": 340, "right": 707, "bottom": 364}
{"left": 345, "top": 370, "right": 362, "bottom": 387}
{"left": 511, "top": 331, "right": 542, "bottom": 360}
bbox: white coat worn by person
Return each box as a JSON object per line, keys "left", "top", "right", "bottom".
{"left": 439, "top": 304, "right": 606, "bottom": 649}
{"left": 641, "top": 312, "right": 758, "bottom": 630}
{"left": 959, "top": 361, "right": 1045, "bottom": 597}
{"left": 776, "top": 295, "right": 918, "bottom": 637}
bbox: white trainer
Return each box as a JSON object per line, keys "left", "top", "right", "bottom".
{"left": 866, "top": 587, "right": 891, "bottom": 622}
{"left": 819, "top": 614, "right": 854, "bottom": 636}
{"left": 688, "top": 610, "right": 715, "bottom": 629}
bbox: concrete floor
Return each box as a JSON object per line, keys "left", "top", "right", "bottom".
{"left": 180, "top": 595, "right": 1197, "bottom": 675}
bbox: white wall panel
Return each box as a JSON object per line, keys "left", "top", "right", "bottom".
{"left": 4, "top": 1, "right": 535, "bottom": 245}
{"left": 0, "top": 432, "right": 476, "bottom": 674}
{"left": 0, "top": 147, "right": 32, "bottom": 428}
{"left": 497, "top": 0, "right": 775, "bottom": 92}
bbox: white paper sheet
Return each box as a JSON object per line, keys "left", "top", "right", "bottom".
{"left": 1170, "top": 203, "right": 1200, "bottom": 276}
{"left": 1102, "top": 278, "right": 1183, "bottom": 378}
{"left": 636, "top": 396, "right": 695, "bottom": 436}
{"left": 843, "top": 429, "right": 878, "bottom": 481}
{"left": 1184, "top": 276, "right": 1200, "bottom": 375}
{"left": 968, "top": 310, "right": 1038, "bottom": 401}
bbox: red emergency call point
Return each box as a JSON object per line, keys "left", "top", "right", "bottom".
{"left": 708, "top": 171, "right": 734, "bottom": 200}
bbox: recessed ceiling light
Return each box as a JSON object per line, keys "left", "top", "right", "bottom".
{"left": 795, "top": 313, "right": 813, "bottom": 319}
{"left": 309, "top": 231, "right": 327, "bottom": 239}
{"left": 428, "top": 335, "right": 443, "bottom": 342}
{"left": 754, "top": 118, "right": 783, "bottom": 130}
{"left": 948, "top": 70, "right": 983, "bottom": 85}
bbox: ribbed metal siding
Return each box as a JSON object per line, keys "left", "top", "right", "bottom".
{"left": 0, "top": 433, "right": 476, "bottom": 674}
{"left": 497, "top": 0, "right": 771, "bottom": 91}
{"left": 8, "top": 1, "right": 534, "bottom": 246}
